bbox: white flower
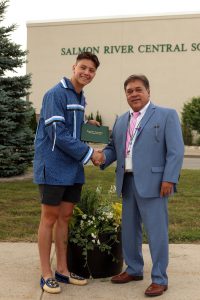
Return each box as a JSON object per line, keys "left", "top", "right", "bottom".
{"left": 106, "top": 212, "right": 113, "bottom": 219}
{"left": 82, "top": 214, "right": 87, "bottom": 220}
{"left": 92, "top": 239, "right": 96, "bottom": 244}
{"left": 87, "top": 220, "right": 93, "bottom": 225}
{"left": 96, "top": 185, "right": 102, "bottom": 194}
{"left": 103, "top": 211, "right": 113, "bottom": 219}
{"left": 109, "top": 185, "right": 116, "bottom": 194}
{"left": 91, "top": 233, "right": 97, "bottom": 239}
{"left": 97, "top": 239, "right": 100, "bottom": 245}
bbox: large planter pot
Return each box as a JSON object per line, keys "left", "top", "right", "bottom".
{"left": 67, "top": 232, "right": 123, "bottom": 279}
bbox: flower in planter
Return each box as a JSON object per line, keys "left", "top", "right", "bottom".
{"left": 68, "top": 186, "right": 122, "bottom": 264}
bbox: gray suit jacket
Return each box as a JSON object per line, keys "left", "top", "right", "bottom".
{"left": 101, "top": 103, "right": 184, "bottom": 198}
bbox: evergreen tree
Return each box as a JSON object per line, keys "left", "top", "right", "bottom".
{"left": 99, "top": 114, "right": 102, "bottom": 125}
{"left": 95, "top": 110, "right": 102, "bottom": 125}
{"left": 95, "top": 110, "right": 100, "bottom": 123}
{"left": 0, "top": 0, "right": 34, "bottom": 177}
{"left": 90, "top": 112, "right": 94, "bottom": 120}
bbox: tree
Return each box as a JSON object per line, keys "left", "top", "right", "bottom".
{"left": 86, "top": 111, "right": 103, "bottom": 125}
{"left": 95, "top": 110, "right": 103, "bottom": 125}
{"left": 86, "top": 112, "right": 94, "bottom": 121}
{"left": 0, "top": 0, "right": 34, "bottom": 177}
{"left": 181, "top": 123, "right": 193, "bottom": 146}
{"left": 181, "top": 97, "right": 200, "bottom": 134}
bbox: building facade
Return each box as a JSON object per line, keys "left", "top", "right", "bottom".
{"left": 27, "top": 14, "right": 200, "bottom": 128}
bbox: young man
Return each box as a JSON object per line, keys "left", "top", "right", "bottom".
{"left": 34, "top": 52, "right": 103, "bottom": 294}
{"left": 96, "top": 74, "right": 184, "bottom": 297}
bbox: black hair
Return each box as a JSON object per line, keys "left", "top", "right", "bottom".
{"left": 76, "top": 52, "right": 100, "bottom": 69}
{"left": 124, "top": 74, "right": 150, "bottom": 90}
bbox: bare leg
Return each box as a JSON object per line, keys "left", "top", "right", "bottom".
{"left": 38, "top": 204, "right": 60, "bottom": 279}
{"left": 55, "top": 202, "right": 74, "bottom": 275}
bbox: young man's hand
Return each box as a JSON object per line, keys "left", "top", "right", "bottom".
{"left": 87, "top": 119, "right": 101, "bottom": 126}
{"left": 91, "top": 149, "right": 105, "bottom": 166}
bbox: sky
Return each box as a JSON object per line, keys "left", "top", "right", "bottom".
{"left": 2, "top": 0, "right": 200, "bottom": 74}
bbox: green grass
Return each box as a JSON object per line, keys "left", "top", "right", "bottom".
{"left": 0, "top": 181, "right": 40, "bottom": 241}
{"left": 168, "top": 170, "right": 200, "bottom": 242}
{"left": 0, "top": 167, "right": 199, "bottom": 243}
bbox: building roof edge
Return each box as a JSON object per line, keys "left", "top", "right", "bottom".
{"left": 26, "top": 12, "right": 200, "bottom": 27}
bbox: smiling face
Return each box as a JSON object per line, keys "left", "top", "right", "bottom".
{"left": 71, "top": 59, "right": 97, "bottom": 93}
{"left": 125, "top": 79, "right": 150, "bottom": 112}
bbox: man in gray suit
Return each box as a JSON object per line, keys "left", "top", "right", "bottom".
{"left": 96, "top": 74, "right": 184, "bottom": 297}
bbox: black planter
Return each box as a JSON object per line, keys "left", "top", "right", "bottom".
{"left": 67, "top": 233, "right": 123, "bottom": 279}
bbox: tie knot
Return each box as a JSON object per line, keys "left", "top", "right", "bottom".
{"left": 132, "top": 111, "right": 140, "bottom": 118}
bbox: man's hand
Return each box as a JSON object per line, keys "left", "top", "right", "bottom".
{"left": 87, "top": 119, "right": 101, "bottom": 126}
{"left": 91, "top": 149, "right": 105, "bottom": 166}
{"left": 160, "top": 182, "right": 174, "bottom": 197}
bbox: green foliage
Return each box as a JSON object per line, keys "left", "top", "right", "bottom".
{"left": 86, "top": 111, "right": 103, "bottom": 125}
{"left": 0, "top": 0, "right": 34, "bottom": 177}
{"left": 195, "top": 136, "right": 200, "bottom": 146}
{"left": 95, "top": 110, "right": 102, "bottom": 125}
{"left": 69, "top": 186, "right": 122, "bottom": 264}
{"left": 86, "top": 112, "right": 94, "bottom": 121}
{"left": 76, "top": 188, "right": 101, "bottom": 216}
{"left": 29, "top": 106, "right": 37, "bottom": 133}
{"left": 0, "top": 1, "right": 28, "bottom": 75}
{"left": 181, "top": 123, "right": 193, "bottom": 146}
{"left": 181, "top": 97, "right": 200, "bottom": 134}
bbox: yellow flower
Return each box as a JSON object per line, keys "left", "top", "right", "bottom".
{"left": 112, "top": 202, "right": 122, "bottom": 225}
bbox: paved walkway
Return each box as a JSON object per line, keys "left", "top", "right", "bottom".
{"left": 0, "top": 243, "right": 200, "bottom": 300}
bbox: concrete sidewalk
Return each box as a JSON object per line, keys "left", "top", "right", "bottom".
{"left": 0, "top": 243, "right": 200, "bottom": 300}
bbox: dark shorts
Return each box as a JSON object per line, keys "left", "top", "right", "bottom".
{"left": 39, "top": 184, "right": 82, "bottom": 206}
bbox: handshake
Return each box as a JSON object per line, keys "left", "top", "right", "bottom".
{"left": 91, "top": 149, "right": 105, "bottom": 166}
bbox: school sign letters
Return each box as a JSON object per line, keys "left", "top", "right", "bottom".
{"left": 61, "top": 42, "right": 200, "bottom": 55}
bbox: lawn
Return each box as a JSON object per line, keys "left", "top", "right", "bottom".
{"left": 0, "top": 167, "right": 199, "bottom": 243}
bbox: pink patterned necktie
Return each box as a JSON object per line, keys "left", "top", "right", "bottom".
{"left": 125, "top": 111, "right": 140, "bottom": 155}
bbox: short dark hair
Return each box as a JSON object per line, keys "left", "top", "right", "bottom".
{"left": 124, "top": 74, "right": 150, "bottom": 90}
{"left": 76, "top": 52, "right": 100, "bottom": 69}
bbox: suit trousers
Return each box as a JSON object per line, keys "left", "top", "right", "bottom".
{"left": 122, "top": 173, "right": 169, "bottom": 285}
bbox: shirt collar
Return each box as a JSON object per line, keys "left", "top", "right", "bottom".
{"left": 61, "top": 77, "right": 74, "bottom": 90}
{"left": 61, "top": 77, "right": 83, "bottom": 98}
{"left": 129, "top": 100, "right": 151, "bottom": 115}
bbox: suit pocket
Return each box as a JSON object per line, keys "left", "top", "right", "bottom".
{"left": 151, "top": 166, "right": 164, "bottom": 173}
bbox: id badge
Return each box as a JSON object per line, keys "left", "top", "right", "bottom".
{"left": 125, "top": 153, "right": 132, "bottom": 171}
